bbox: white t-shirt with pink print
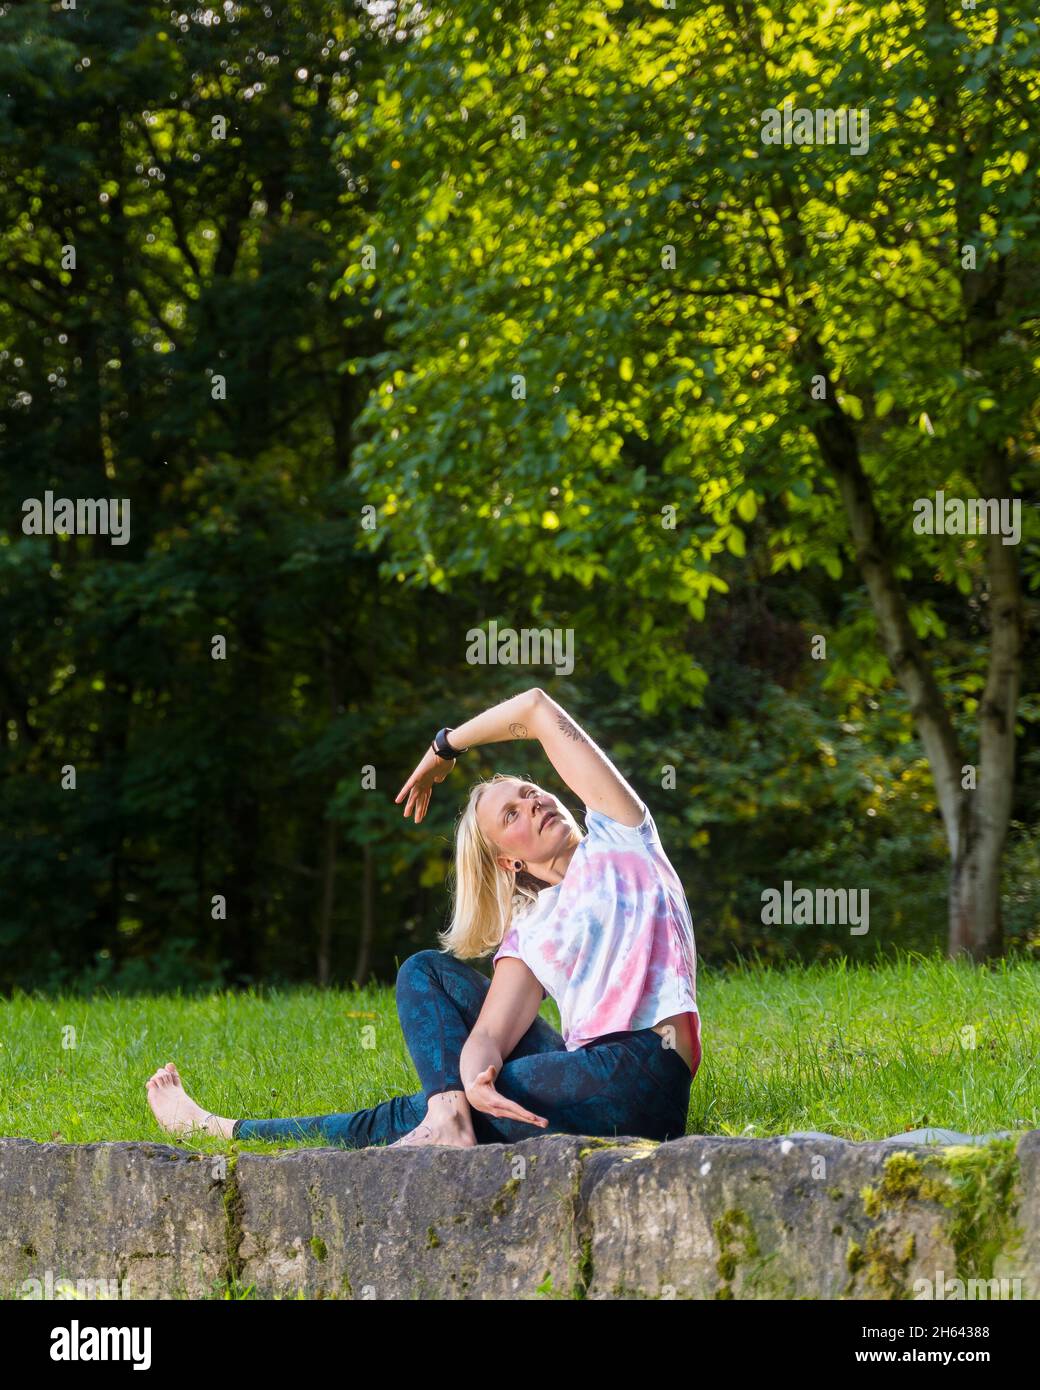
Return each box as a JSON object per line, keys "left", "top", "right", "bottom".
{"left": 492, "top": 802, "right": 699, "bottom": 1056}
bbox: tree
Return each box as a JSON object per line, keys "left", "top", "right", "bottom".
{"left": 349, "top": 0, "right": 1039, "bottom": 960}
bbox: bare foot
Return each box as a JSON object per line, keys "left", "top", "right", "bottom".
{"left": 388, "top": 1118, "right": 477, "bottom": 1149}
{"left": 388, "top": 1090, "right": 478, "bottom": 1149}
{"left": 146, "top": 1062, "right": 234, "bottom": 1140}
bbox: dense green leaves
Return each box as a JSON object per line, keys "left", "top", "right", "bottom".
{"left": 1, "top": 1, "right": 1036, "bottom": 991}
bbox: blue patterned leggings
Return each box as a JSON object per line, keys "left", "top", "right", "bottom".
{"left": 232, "top": 949, "right": 694, "bottom": 1148}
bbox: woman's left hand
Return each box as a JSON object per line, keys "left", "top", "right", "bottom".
{"left": 464, "top": 1065, "right": 548, "bottom": 1128}
{"left": 395, "top": 745, "right": 454, "bottom": 822}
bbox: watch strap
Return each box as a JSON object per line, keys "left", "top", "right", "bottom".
{"left": 432, "top": 726, "right": 468, "bottom": 758}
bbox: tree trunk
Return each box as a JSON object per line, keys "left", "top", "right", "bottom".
{"left": 316, "top": 814, "right": 337, "bottom": 988}
{"left": 353, "top": 842, "right": 375, "bottom": 988}
{"left": 949, "top": 795, "right": 1006, "bottom": 962}
{"left": 949, "top": 446, "right": 1025, "bottom": 960}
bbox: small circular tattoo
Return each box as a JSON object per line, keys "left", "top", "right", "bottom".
{"left": 509, "top": 723, "right": 528, "bottom": 739}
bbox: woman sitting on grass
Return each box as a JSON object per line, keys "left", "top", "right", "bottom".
{"left": 147, "top": 687, "right": 702, "bottom": 1149}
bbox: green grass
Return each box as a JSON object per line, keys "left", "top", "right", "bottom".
{"left": 1, "top": 950, "right": 1037, "bottom": 1151}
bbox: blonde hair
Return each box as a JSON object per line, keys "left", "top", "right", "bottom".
{"left": 436, "top": 773, "right": 581, "bottom": 960}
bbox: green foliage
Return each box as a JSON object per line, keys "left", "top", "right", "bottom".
{"left": 0, "top": 1, "right": 1036, "bottom": 990}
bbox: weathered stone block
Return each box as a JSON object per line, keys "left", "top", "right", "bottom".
{"left": 1, "top": 1131, "right": 1034, "bottom": 1300}
{"left": 235, "top": 1136, "right": 593, "bottom": 1299}
{"left": 994, "top": 1130, "right": 1040, "bottom": 1299}
{"left": 578, "top": 1135, "right": 1024, "bottom": 1300}
{"left": 0, "top": 1138, "right": 228, "bottom": 1300}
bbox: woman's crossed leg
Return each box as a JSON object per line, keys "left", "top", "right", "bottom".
{"left": 146, "top": 950, "right": 685, "bottom": 1149}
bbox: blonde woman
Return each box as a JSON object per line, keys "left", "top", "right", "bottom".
{"left": 146, "top": 688, "right": 701, "bottom": 1149}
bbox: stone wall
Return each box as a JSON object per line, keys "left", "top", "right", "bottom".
{"left": 2, "top": 1131, "right": 1036, "bottom": 1300}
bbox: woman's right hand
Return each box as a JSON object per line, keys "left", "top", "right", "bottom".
{"left": 464, "top": 1064, "right": 549, "bottom": 1128}
{"left": 395, "top": 744, "right": 455, "bottom": 823}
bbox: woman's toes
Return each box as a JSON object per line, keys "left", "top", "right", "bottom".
{"left": 146, "top": 1064, "right": 182, "bottom": 1091}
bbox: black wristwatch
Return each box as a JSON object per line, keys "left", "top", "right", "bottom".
{"left": 431, "top": 726, "right": 468, "bottom": 759}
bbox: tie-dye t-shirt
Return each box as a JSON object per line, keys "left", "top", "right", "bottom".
{"left": 492, "top": 802, "right": 699, "bottom": 1062}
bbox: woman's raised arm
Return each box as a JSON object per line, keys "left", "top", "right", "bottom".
{"left": 521, "top": 688, "right": 645, "bottom": 827}
{"left": 395, "top": 687, "right": 645, "bottom": 827}
{"left": 395, "top": 688, "right": 543, "bottom": 822}
{"left": 450, "top": 683, "right": 645, "bottom": 822}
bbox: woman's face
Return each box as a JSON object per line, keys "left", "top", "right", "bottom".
{"left": 477, "top": 778, "right": 577, "bottom": 868}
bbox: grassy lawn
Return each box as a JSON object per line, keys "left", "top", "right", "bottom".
{"left": 2, "top": 950, "right": 1038, "bottom": 1153}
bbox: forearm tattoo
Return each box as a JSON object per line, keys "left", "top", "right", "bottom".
{"left": 509, "top": 722, "right": 528, "bottom": 739}
{"left": 556, "top": 712, "right": 588, "bottom": 744}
